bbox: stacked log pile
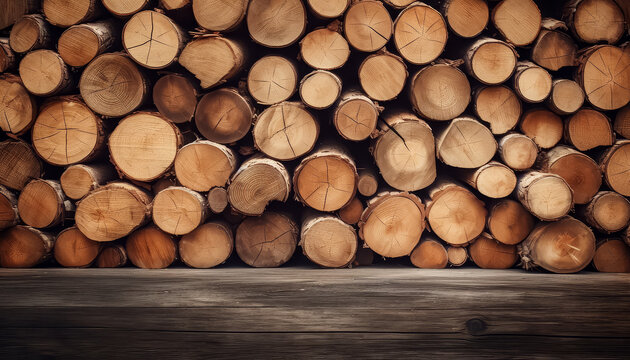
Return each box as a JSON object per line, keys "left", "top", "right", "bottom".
{"left": 0, "top": 0, "right": 629, "bottom": 273}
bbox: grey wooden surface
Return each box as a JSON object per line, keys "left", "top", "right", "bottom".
{"left": 1, "top": 265, "right": 629, "bottom": 358}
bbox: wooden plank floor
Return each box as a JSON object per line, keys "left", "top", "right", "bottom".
{"left": 1, "top": 265, "right": 629, "bottom": 359}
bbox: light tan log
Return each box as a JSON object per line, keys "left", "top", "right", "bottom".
{"left": 600, "top": 140, "right": 630, "bottom": 196}
{"left": 338, "top": 197, "right": 363, "bottom": 225}
{"left": 227, "top": 156, "right": 291, "bottom": 216}
{"left": 0, "top": 0, "right": 39, "bottom": 30}
{"left": 357, "top": 167, "right": 379, "bottom": 197}
{"left": 207, "top": 187, "right": 229, "bottom": 214}
{"left": 18, "top": 179, "right": 73, "bottom": 229}
{"left": 517, "top": 171, "right": 573, "bottom": 221}
{"left": 513, "top": 61, "right": 552, "bottom": 103}
{"left": 455, "top": 161, "right": 516, "bottom": 199}
{"left": 179, "top": 35, "right": 245, "bottom": 89}
{"left": 253, "top": 101, "right": 319, "bottom": 161}
{"left": 441, "top": 0, "right": 489, "bottom": 38}
{"left": 564, "top": 109, "right": 615, "bottom": 151}
{"left": 447, "top": 246, "right": 468, "bottom": 267}
{"left": 393, "top": 3, "right": 447, "bottom": 65}
{"left": 58, "top": 20, "right": 118, "bottom": 67}
{"left": 425, "top": 180, "right": 486, "bottom": 246}
{"left": 358, "top": 191, "right": 426, "bottom": 258}
{"left": 498, "top": 133, "right": 538, "bottom": 171}
{"left": 126, "top": 226, "right": 177, "bottom": 269}
{"left": 0, "top": 186, "right": 19, "bottom": 230}
{"left": 19, "top": 50, "right": 72, "bottom": 96}
{"left": 153, "top": 74, "right": 197, "bottom": 124}
{"left": 247, "top": 55, "right": 298, "bottom": 105}
{"left": 0, "top": 140, "right": 43, "bottom": 191}
{"left": 435, "top": 116, "right": 497, "bottom": 168}
{"left": 299, "top": 70, "right": 342, "bottom": 110}
{"left": 333, "top": 90, "right": 379, "bottom": 141}
{"left": 160, "top": 0, "right": 191, "bottom": 11}
{"left": 491, "top": 0, "right": 541, "bottom": 46}
{"left": 581, "top": 191, "right": 630, "bottom": 233}
{"left": 109, "top": 112, "right": 183, "bottom": 182}
{"left": 96, "top": 244, "right": 127, "bottom": 268}
{"left": 464, "top": 38, "right": 517, "bottom": 85}
{"left": 301, "top": 212, "right": 357, "bottom": 268}
{"left": 372, "top": 111, "right": 436, "bottom": 191}
{"left": 0, "top": 74, "right": 37, "bottom": 136}
{"left": 247, "top": 0, "right": 307, "bottom": 48}
{"left": 153, "top": 186, "right": 208, "bottom": 236}
{"left": 615, "top": 104, "right": 630, "bottom": 138}
{"left": 192, "top": 0, "right": 247, "bottom": 32}
{"left": 195, "top": 87, "right": 254, "bottom": 144}
{"left": 235, "top": 211, "right": 298, "bottom": 267}
{"left": 547, "top": 79, "right": 584, "bottom": 115}
{"left": 344, "top": 1, "right": 392, "bottom": 52}
{"left": 564, "top": 0, "right": 625, "bottom": 44}
{"left": 410, "top": 237, "right": 448, "bottom": 269}
{"left": 53, "top": 227, "right": 101, "bottom": 268}
{"left": 577, "top": 45, "right": 630, "bottom": 111}
{"left": 9, "top": 14, "right": 51, "bottom": 53}
{"left": 0, "top": 38, "right": 15, "bottom": 72}
{"left": 469, "top": 233, "right": 518, "bottom": 269}
{"left": 487, "top": 199, "right": 535, "bottom": 246}
{"left": 409, "top": 63, "right": 470, "bottom": 121}
{"left": 472, "top": 85, "right": 521, "bottom": 134}
{"left": 531, "top": 19, "right": 577, "bottom": 71}
{"left": 520, "top": 108, "right": 563, "bottom": 149}
{"left": 80, "top": 53, "right": 150, "bottom": 117}
{"left": 519, "top": 216, "right": 595, "bottom": 273}
{"left": 0, "top": 226, "right": 54, "bottom": 268}
{"left": 102, "top": 0, "right": 150, "bottom": 17}
{"left": 382, "top": 0, "right": 414, "bottom": 9}
{"left": 593, "top": 239, "right": 630, "bottom": 273}
{"left": 307, "top": 0, "right": 349, "bottom": 19}
{"left": 359, "top": 51, "right": 407, "bottom": 101}
{"left": 300, "top": 24, "right": 350, "bottom": 70}
{"left": 174, "top": 140, "right": 237, "bottom": 192}
{"left": 541, "top": 146, "right": 602, "bottom": 204}
{"left": 60, "top": 164, "right": 116, "bottom": 200}
{"left": 179, "top": 221, "right": 233, "bottom": 268}
{"left": 75, "top": 182, "right": 152, "bottom": 242}
{"left": 43, "top": 0, "right": 101, "bottom": 27}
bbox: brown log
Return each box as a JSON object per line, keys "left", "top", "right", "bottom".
{"left": 455, "top": 161, "right": 517, "bottom": 199}
{"left": 299, "top": 70, "right": 342, "bottom": 110}
{"left": 338, "top": 196, "right": 363, "bottom": 225}
{"left": 498, "top": 133, "right": 538, "bottom": 171}
{"left": 247, "top": 55, "right": 298, "bottom": 105}
{"left": 174, "top": 140, "right": 237, "bottom": 192}
{"left": 359, "top": 51, "right": 407, "bottom": 101}
{"left": 179, "top": 221, "right": 233, "bottom": 268}
{"left": 153, "top": 186, "right": 208, "bottom": 235}
{"left": 564, "top": 0, "right": 625, "bottom": 44}
{"left": 593, "top": 239, "right": 630, "bottom": 273}
{"left": 102, "top": 0, "right": 150, "bottom": 17}
{"left": 227, "top": 156, "right": 291, "bottom": 216}
{"left": 487, "top": 199, "right": 535, "bottom": 246}
{"left": 382, "top": 0, "right": 414, "bottom": 9}
{"left": 306, "top": 0, "right": 349, "bottom": 19}
{"left": 441, "top": 0, "right": 489, "bottom": 38}
{"left": 464, "top": 38, "right": 517, "bottom": 85}
{"left": 615, "top": 0, "right": 630, "bottom": 35}
{"left": 0, "top": 0, "right": 39, "bottom": 30}
{"left": 447, "top": 246, "right": 468, "bottom": 267}
{"left": 0, "top": 140, "right": 43, "bottom": 191}
{"left": 207, "top": 187, "right": 229, "bottom": 214}
{"left": 179, "top": 35, "right": 246, "bottom": 89}
{"left": 435, "top": 116, "right": 497, "bottom": 168}
{"left": 358, "top": 191, "right": 426, "bottom": 258}
{"left": 410, "top": 237, "right": 448, "bottom": 269}
{"left": 581, "top": 191, "right": 630, "bottom": 233}
{"left": 531, "top": 20, "right": 577, "bottom": 71}
{"left": 540, "top": 146, "right": 602, "bottom": 204}
{"left": 491, "top": 0, "right": 541, "bottom": 46}
{"left": 393, "top": 3, "right": 447, "bottom": 65}
{"left": 0, "top": 186, "right": 19, "bottom": 230}
{"left": 0, "top": 74, "right": 37, "bottom": 136}
{"left": 344, "top": 1, "right": 392, "bottom": 52}
{"left": 357, "top": 167, "right": 379, "bottom": 197}
{"left": 192, "top": 0, "right": 247, "bottom": 32}
{"left": 96, "top": 243, "right": 127, "bottom": 268}
{"left": 60, "top": 164, "right": 116, "bottom": 201}
{"left": 195, "top": 87, "right": 254, "bottom": 144}
{"left": 333, "top": 90, "right": 379, "bottom": 141}
{"left": 513, "top": 61, "right": 552, "bottom": 103}
{"left": 0, "top": 226, "right": 54, "bottom": 268}
{"left": 75, "top": 182, "right": 152, "bottom": 242}
{"left": 153, "top": 74, "right": 198, "bottom": 124}
{"left": 43, "top": 0, "right": 101, "bottom": 27}
{"left": 19, "top": 50, "right": 72, "bottom": 96}
{"left": 126, "top": 226, "right": 177, "bottom": 269}
{"left": 80, "top": 53, "right": 150, "bottom": 117}
{"left": 18, "top": 179, "right": 73, "bottom": 229}
{"left": 577, "top": 45, "right": 630, "bottom": 111}
{"left": 0, "top": 38, "right": 16, "bottom": 73}
{"left": 300, "top": 212, "right": 357, "bottom": 268}
{"left": 564, "top": 109, "right": 615, "bottom": 151}
{"left": 472, "top": 85, "right": 521, "bottom": 134}
{"left": 9, "top": 14, "right": 52, "bottom": 53}
{"left": 600, "top": 140, "right": 630, "bottom": 196}
{"left": 517, "top": 171, "right": 574, "bottom": 221}
{"left": 547, "top": 79, "right": 584, "bottom": 115}
{"left": 519, "top": 109, "right": 563, "bottom": 149}
{"left": 246, "top": 0, "right": 307, "bottom": 48}
{"left": 409, "top": 63, "right": 470, "bottom": 121}
{"left": 58, "top": 20, "right": 119, "bottom": 67}
{"left": 53, "top": 227, "right": 101, "bottom": 268}
{"left": 235, "top": 211, "right": 298, "bottom": 267}
{"left": 469, "top": 233, "right": 518, "bottom": 269}
{"left": 300, "top": 24, "right": 350, "bottom": 70}
{"left": 518, "top": 216, "right": 595, "bottom": 273}
{"left": 615, "top": 104, "right": 630, "bottom": 138}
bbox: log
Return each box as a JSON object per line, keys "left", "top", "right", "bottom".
{"left": 357, "top": 167, "right": 379, "bottom": 197}
{"left": 306, "top": 0, "right": 349, "bottom": 19}
{"left": 0, "top": 74, "right": 37, "bottom": 136}
{"left": 75, "top": 182, "right": 152, "bottom": 242}
{"left": 125, "top": 226, "right": 177, "bottom": 269}
{"left": 409, "top": 63, "right": 470, "bottom": 121}
{"left": 564, "top": 0, "right": 625, "bottom": 44}
{"left": 9, "top": 14, "right": 52, "bottom": 53}
{"left": 108, "top": 112, "right": 183, "bottom": 182}
{"left": 252, "top": 101, "right": 319, "bottom": 160}
{"left": 472, "top": 85, "right": 521, "bottom": 134}
{"left": 447, "top": 245, "right": 468, "bottom": 267}
{"left": 246, "top": 0, "right": 307, "bottom": 48}
{"left": 519, "top": 109, "right": 563, "bottom": 149}
{"left": 382, "top": 0, "right": 414, "bottom": 9}
{"left": 358, "top": 191, "right": 426, "bottom": 258}
{"left": 531, "top": 20, "right": 577, "bottom": 71}
{"left": 18, "top": 179, "right": 73, "bottom": 229}
{"left": 498, "top": 133, "right": 538, "bottom": 171}
{"left": 95, "top": 243, "right": 127, "bottom": 268}
{"left": 42, "top": 0, "right": 101, "bottom": 27}
{"left": 333, "top": 90, "right": 379, "bottom": 141}
{"left": 192, "top": 0, "right": 247, "bottom": 32}
{"left": 0, "top": 186, "right": 19, "bottom": 230}
{"left": 441, "top": 0, "right": 489, "bottom": 38}
{"left": 247, "top": 55, "right": 298, "bottom": 105}
{"left": 425, "top": 181, "right": 486, "bottom": 246}
{"left": 564, "top": 109, "right": 615, "bottom": 151}
{"left": 0, "top": 140, "right": 43, "bottom": 191}
{"left": 227, "top": 156, "right": 291, "bottom": 216}
{"left": 455, "top": 161, "right": 517, "bottom": 199}
{"left": 469, "top": 233, "right": 518, "bottom": 269}
{"left": 547, "top": 79, "right": 584, "bottom": 115}
{"left": 540, "top": 146, "right": 602, "bottom": 204}
{"left": 518, "top": 216, "right": 595, "bottom": 273}
{"left": 151, "top": 176, "right": 177, "bottom": 195}
{"left": 19, "top": 50, "right": 72, "bottom": 96}
{"left": 487, "top": 199, "right": 535, "bottom": 246}
{"left": 173, "top": 140, "right": 237, "bottom": 192}
{"left": 593, "top": 239, "right": 630, "bottom": 273}
{"left": 153, "top": 74, "right": 198, "bottom": 124}
{"left": 179, "top": 221, "right": 233, "bottom": 268}
{"left": 160, "top": 0, "right": 191, "bottom": 12}
{"left": 464, "top": 38, "right": 517, "bottom": 85}
{"left": 599, "top": 140, "right": 630, "bottom": 196}
{"left": 0, "top": 38, "right": 16, "bottom": 73}
{"left": 60, "top": 164, "right": 116, "bottom": 200}
{"left": 153, "top": 186, "right": 208, "bottom": 235}
{"left": 195, "top": 87, "right": 254, "bottom": 144}
{"left": 207, "top": 187, "right": 229, "bottom": 214}
{"left": 299, "top": 70, "right": 342, "bottom": 110}
{"left": 179, "top": 35, "right": 245, "bottom": 89}
{"left": 58, "top": 20, "right": 119, "bottom": 67}
{"left": 581, "top": 191, "right": 630, "bottom": 233}
{"left": 435, "top": 116, "right": 497, "bottom": 168}
{"left": 516, "top": 171, "right": 574, "bottom": 221}
{"left": 0, "top": 0, "right": 39, "bottom": 30}
{"left": 512, "top": 61, "right": 552, "bottom": 103}
{"left": 410, "top": 237, "right": 448, "bottom": 269}
{"left": 393, "top": 3, "right": 447, "bottom": 65}
{"left": 577, "top": 45, "right": 630, "bottom": 111}
{"left": 300, "top": 212, "right": 357, "bottom": 268}
{"left": 79, "top": 53, "right": 150, "bottom": 117}
{"left": 0, "top": 225, "right": 53, "bottom": 268}
{"left": 122, "top": 10, "right": 187, "bottom": 69}
{"left": 102, "top": 0, "right": 150, "bottom": 17}
{"left": 491, "top": 0, "right": 541, "bottom": 46}
{"left": 359, "top": 52, "right": 407, "bottom": 101}
{"left": 344, "top": 1, "right": 392, "bottom": 52}
{"left": 338, "top": 196, "right": 363, "bottom": 225}
{"left": 235, "top": 211, "right": 298, "bottom": 267}
{"left": 53, "top": 227, "right": 101, "bottom": 268}
{"left": 300, "top": 24, "right": 350, "bottom": 70}
{"left": 372, "top": 111, "right": 436, "bottom": 191}
{"left": 615, "top": 104, "right": 630, "bottom": 138}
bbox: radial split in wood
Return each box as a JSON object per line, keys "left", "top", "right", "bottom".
{"left": 235, "top": 211, "right": 298, "bottom": 267}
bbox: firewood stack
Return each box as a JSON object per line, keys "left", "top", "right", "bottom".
{"left": 0, "top": 0, "right": 629, "bottom": 273}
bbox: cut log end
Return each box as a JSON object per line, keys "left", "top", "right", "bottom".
{"left": 58, "top": 21, "right": 117, "bottom": 67}
{"left": 126, "top": 226, "right": 176, "bottom": 269}
{"left": 492, "top": 0, "right": 542, "bottom": 46}
{"left": 579, "top": 46, "right": 630, "bottom": 111}
{"left": 102, "top": 0, "right": 149, "bottom": 17}
{"left": 153, "top": 186, "right": 207, "bottom": 235}
{"left": 593, "top": 239, "right": 630, "bottom": 273}
{"left": 174, "top": 140, "right": 236, "bottom": 192}
{"left": 300, "top": 28, "right": 350, "bottom": 70}
{"left": 0, "top": 226, "right": 53, "bottom": 268}
{"left": 520, "top": 109, "right": 563, "bottom": 149}
{"left": 584, "top": 191, "right": 630, "bottom": 233}
{"left": 436, "top": 117, "right": 497, "bottom": 169}
{"left": 192, "top": 0, "right": 247, "bottom": 31}
{"left": 299, "top": 70, "right": 342, "bottom": 110}
{"left": 549, "top": 79, "right": 584, "bottom": 115}
{"left": 517, "top": 172, "right": 574, "bottom": 221}
{"left": 195, "top": 88, "right": 254, "bottom": 144}
{"left": 474, "top": 86, "right": 521, "bottom": 134}
{"left": 179, "top": 36, "right": 245, "bottom": 89}
{"left": 301, "top": 214, "right": 357, "bottom": 268}
{"left": 532, "top": 29, "right": 577, "bottom": 71}
{"left": 0, "top": 140, "right": 43, "bottom": 191}
{"left": 307, "top": 0, "right": 349, "bottom": 19}
{"left": 543, "top": 146, "right": 602, "bottom": 204}
{"left": 410, "top": 64, "right": 470, "bottom": 121}
{"left": 444, "top": 0, "right": 489, "bottom": 38}
{"left": 499, "top": 133, "right": 538, "bottom": 171}
{"left": 247, "top": 56, "right": 298, "bottom": 105}
{"left": 54, "top": 227, "right": 101, "bottom": 268}
{"left": 394, "top": 3, "right": 447, "bottom": 65}
{"left": 601, "top": 141, "right": 630, "bottom": 196}
{"left": 96, "top": 244, "right": 127, "bottom": 268}
{"left": 207, "top": 187, "right": 229, "bottom": 214}
{"left": 153, "top": 74, "right": 198, "bottom": 124}
{"left": 235, "top": 212, "right": 298, "bottom": 267}
{"left": 427, "top": 185, "right": 486, "bottom": 246}
{"left": 0, "top": 186, "right": 19, "bottom": 230}
{"left": 0, "top": 75, "right": 36, "bottom": 136}
{"left": 19, "top": 50, "right": 70, "bottom": 96}
{"left": 338, "top": 197, "right": 364, "bottom": 225}
{"left": 614, "top": 104, "right": 630, "bottom": 138}
{"left": 333, "top": 92, "right": 379, "bottom": 141}
{"left": 359, "top": 53, "right": 407, "bottom": 102}
{"left": 179, "top": 221, "right": 233, "bottom": 268}
{"left": 469, "top": 234, "right": 518, "bottom": 269}
{"left": 43, "top": 0, "right": 100, "bottom": 27}
{"left": 60, "top": 164, "right": 115, "bottom": 200}
{"left": 247, "top": 0, "right": 306, "bottom": 48}
{"left": 565, "top": 109, "right": 614, "bottom": 151}
{"left": 488, "top": 199, "right": 535, "bottom": 246}
{"left": 410, "top": 238, "right": 448, "bottom": 269}
{"left": 467, "top": 39, "right": 516, "bottom": 85}
{"left": 17, "top": 179, "right": 67, "bottom": 229}
{"left": 344, "top": 1, "right": 392, "bottom": 52}
{"left": 570, "top": 0, "right": 625, "bottom": 44}
{"left": 514, "top": 62, "right": 552, "bottom": 103}
{"left": 447, "top": 246, "right": 468, "bottom": 267}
